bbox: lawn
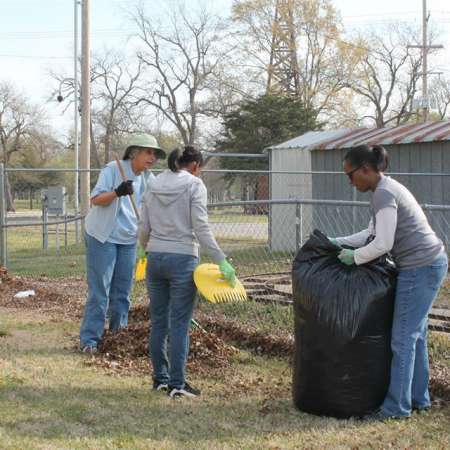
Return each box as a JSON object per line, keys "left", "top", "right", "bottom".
{"left": 0, "top": 270, "right": 448, "bottom": 449}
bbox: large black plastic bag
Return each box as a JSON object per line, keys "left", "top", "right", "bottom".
{"left": 292, "top": 229, "right": 397, "bottom": 418}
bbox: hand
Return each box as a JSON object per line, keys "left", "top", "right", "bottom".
{"left": 219, "top": 259, "right": 236, "bottom": 287}
{"left": 115, "top": 180, "right": 133, "bottom": 197}
{"left": 137, "top": 246, "right": 147, "bottom": 259}
{"left": 338, "top": 249, "right": 355, "bottom": 265}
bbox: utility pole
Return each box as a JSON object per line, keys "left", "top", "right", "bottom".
{"left": 80, "top": 0, "right": 90, "bottom": 218}
{"left": 422, "top": 0, "right": 429, "bottom": 122}
{"left": 74, "top": 0, "right": 80, "bottom": 242}
{"left": 408, "top": 0, "right": 443, "bottom": 122}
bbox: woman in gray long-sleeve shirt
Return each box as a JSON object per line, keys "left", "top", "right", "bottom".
{"left": 330, "top": 144, "right": 448, "bottom": 422}
{"left": 138, "top": 146, "right": 235, "bottom": 398}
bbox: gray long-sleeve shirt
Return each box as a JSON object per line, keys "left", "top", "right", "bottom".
{"left": 138, "top": 169, "right": 225, "bottom": 263}
{"left": 337, "top": 176, "right": 443, "bottom": 268}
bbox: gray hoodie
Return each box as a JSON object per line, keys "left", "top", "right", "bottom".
{"left": 138, "top": 169, "right": 225, "bottom": 263}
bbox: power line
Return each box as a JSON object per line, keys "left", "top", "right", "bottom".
{"left": 0, "top": 29, "right": 134, "bottom": 39}
{"left": 0, "top": 54, "right": 72, "bottom": 60}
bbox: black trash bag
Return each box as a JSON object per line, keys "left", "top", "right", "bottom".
{"left": 292, "top": 229, "right": 397, "bottom": 419}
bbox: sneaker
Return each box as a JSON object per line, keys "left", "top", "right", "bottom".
{"left": 412, "top": 406, "right": 431, "bottom": 414}
{"left": 167, "top": 382, "right": 201, "bottom": 398}
{"left": 80, "top": 345, "right": 98, "bottom": 354}
{"left": 153, "top": 380, "right": 169, "bottom": 392}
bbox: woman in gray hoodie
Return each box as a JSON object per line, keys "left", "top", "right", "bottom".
{"left": 138, "top": 146, "right": 235, "bottom": 398}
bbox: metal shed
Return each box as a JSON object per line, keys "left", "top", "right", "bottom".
{"left": 267, "top": 120, "right": 450, "bottom": 251}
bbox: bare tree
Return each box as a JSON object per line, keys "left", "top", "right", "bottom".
{"left": 132, "top": 4, "right": 230, "bottom": 145}
{"left": 0, "top": 82, "right": 46, "bottom": 211}
{"left": 51, "top": 50, "right": 145, "bottom": 167}
{"left": 231, "top": 0, "right": 364, "bottom": 124}
{"left": 347, "top": 24, "right": 423, "bottom": 128}
{"left": 429, "top": 76, "right": 450, "bottom": 120}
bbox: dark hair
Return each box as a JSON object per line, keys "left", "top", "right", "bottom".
{"left": 344, "top": 144, "right": 389, "bottom": 172}
{"left": 168, "top": 145, "right": 204, "bottom": 172}
{"left": 123, "top": 146, "right": 138, "bottom": 160}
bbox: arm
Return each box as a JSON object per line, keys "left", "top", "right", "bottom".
{"left": 91, "top": 191, "right": 117, "bottom": 206}
{"left": 353, "top": 207, "right": 397, "bottom": 265}
{"left": 90, "top": 163, "right": 133, "bottom": 206}
{"left": 191, "top": 181, "right": 226, "bottom": 263}
{"left": 138, "top": 199, "right": 151, "bottom": 250}
{"left": 336, "top": 220, "right": 374, "bottom": 248}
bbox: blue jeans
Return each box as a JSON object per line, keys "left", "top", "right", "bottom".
{"left": 146, "top": 252, "right": 199, "bottom": 389}
{"left": 80, "top": 233, "right": 136, "bottom": 348}
{"left": 380, "top": 252, "right": 448, "bottom": 417}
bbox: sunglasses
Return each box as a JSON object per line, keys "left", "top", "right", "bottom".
{"left": 345, "top": 165, "right": 364, "bottom": 180}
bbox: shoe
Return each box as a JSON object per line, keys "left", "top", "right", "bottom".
{"left": 167, "top": 382, "right": 201, "bottom": 398}
{"left": 412, "top": 406, "right": 431, "bottom": 414}
{"left": 153, "top": 380, "right": 169, "bottom": 392}
{"left": 360, "top": 409, "right": 409, "bottom": 422}
{"left": 80, "top": 345, "right": 98, "bottom": 354}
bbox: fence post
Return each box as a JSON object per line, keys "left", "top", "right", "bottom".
{"left": 295, "top": 201, "right": 302, "bottom": 250}
{"left": 42, "top": 196, "right": 48, "bottom": 250}
{"left": 0, "top": 163, "right": 7, "bottom": 267}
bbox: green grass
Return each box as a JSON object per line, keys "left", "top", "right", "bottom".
{"left": 11, "top": 199, "right": 42, "bottom": 210}
{"left": 0, "top": 308, "right": 448, "bottom": 449}
{"left": 6, "top": 222, "right": 291, "bottom": 278}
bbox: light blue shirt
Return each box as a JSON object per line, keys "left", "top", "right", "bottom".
{"left": 85, "top": 160, "right": 153, "bottom": 245}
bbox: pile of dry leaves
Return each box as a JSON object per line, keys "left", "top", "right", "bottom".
{"left": 94, "top": 305, "right": 238, "bottom": 377}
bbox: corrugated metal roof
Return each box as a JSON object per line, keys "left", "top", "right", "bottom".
{"left": 268, "top": 120, "right": 450, "bottom": 151}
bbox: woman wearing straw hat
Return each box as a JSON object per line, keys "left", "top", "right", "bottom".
{"left": 79, "top": 134, "right": 165, "bottom": 353}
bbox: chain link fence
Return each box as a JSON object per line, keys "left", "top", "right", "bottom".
{"left": 1, "top": 164, "right": 449, "bottom": 335}
{"left": 1, "top": 165, "right": 449, "bottom": 277}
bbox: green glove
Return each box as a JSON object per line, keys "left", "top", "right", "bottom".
{"left": 338, "top": 249, "right": 355, "bottom": 265}
{"left": 137, "top": 246, "right": 147, "bottom": 259}
{"left": 328, "top": 237, "right": 338, "bottom": 246}
{"left": 219, "top": 259, "right": 236, "bottom": 287}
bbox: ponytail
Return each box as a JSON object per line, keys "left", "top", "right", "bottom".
{"left": 344, "top": 144, "right": 389, "bottom": 173}
{"left": 168, "top": 145, "right": 204, "bottom": 172}
{"left": 371, "top": 145, "right": 389, "bottom": 172}
{"left": 168, "top": 148, "right": 182, "bottom": 172}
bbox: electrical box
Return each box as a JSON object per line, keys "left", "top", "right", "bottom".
{"left": 42, "top": 186, "right": 66, "bottom": 215}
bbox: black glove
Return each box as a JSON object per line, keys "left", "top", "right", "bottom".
{"left": 114, "top": 180, "right": 133, "bottom": 197}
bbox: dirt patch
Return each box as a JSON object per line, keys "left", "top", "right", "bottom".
{"left": 0, "top": 266, "right": 86, "bottom": 320}
{"left": 429, "top": 362, "right": 450, "bottom": 404}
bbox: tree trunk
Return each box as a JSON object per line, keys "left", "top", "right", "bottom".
{"left": 89, "top": 120, "right": 101, "bottom": 168}
{"left": 104, "top": 124, "right": 111, "bottom": 164}
{"left": 5, "top": 172, "right": 15, "bottom": 212}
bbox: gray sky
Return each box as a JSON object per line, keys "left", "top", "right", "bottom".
{"left": 0, "top": 0, "right": 449, "bottom": 136}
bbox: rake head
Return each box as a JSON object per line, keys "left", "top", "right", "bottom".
{"left": 194, "top": 263, "right": 247, "bottom": 304}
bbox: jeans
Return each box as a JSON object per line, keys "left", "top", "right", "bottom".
{"left": 80, "top": 233, "right": 136, "bottom": 348}
{"left": 380, "top": 251, "right": 448, "bottom": 417}
{"left": 146, "top": 252, "right": 199, "bottom": 389}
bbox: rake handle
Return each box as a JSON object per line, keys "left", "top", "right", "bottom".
{"left": 113, "top": 153, "right": 140, "bottom": 221}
